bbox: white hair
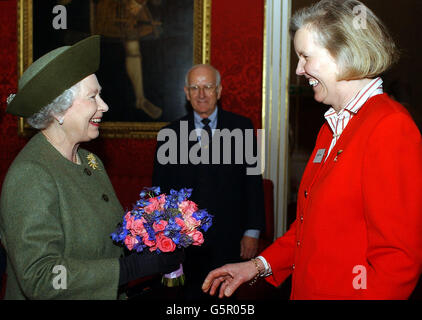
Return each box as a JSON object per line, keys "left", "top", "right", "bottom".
{"left": 27, "top": 82, "right": 81, "bottom": 129}
{"left": 185, "top": 64, "right": 221, "bottom": 86}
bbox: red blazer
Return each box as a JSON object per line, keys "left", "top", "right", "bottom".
{"left": 261, "top": 94, "right": 422, "bottom": 299}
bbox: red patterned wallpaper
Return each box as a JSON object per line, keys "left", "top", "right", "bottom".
{"left": 0, "top": 0, "right": 27, "bottom": 188}
{"left": 0, "top": 0, "right": 264, "bottom": 208}
{"left": 211, "top": 0, "right": 264, "bottom": 130}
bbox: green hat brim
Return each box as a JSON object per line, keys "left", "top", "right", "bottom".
{"left": 6, "top": 35, "right": 100, "bottom": 118}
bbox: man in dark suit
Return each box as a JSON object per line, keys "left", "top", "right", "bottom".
{"left": 152, "top": 64, "right": 265, "bottom": 300}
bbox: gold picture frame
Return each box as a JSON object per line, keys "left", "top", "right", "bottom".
{"left": 17, "top": 0, "right": 211, "bottom": 139}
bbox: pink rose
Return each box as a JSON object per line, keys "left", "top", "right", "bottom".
{"left": 179, "top": 200, "right": 198, "bottom": 216}
{"left": 142, "top": 233, "right": 156, "bottom": 248}
{"left": 131, "top": 217, "right": 147, "bottom": 237}
{"left": 156, "top": 233, "right": 176, "bottom": 252}
{"left": 125, "top": 212, "right": 134, "bottom": 229}
{"left": 175, "top": 217, "right": 187, "bottom": 232}
{"left": 153, "top": 220, "right": 168, "bottom": 232}
{"left": 188, "top": 230, "right": 204, "bottom": 246}
{"left": 144, "top": 197, "right": 162, "bottom": 214}
{"left": 124, "top": 235, "right": 138, "bottom": 251}
{"left": 184, "top": 215, "right": 201, "bottom": 231}
{"left": 158, "top": 194, "right": 166, "bottom": 208}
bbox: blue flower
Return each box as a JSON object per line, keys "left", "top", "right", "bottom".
{"left": 163, "top": 217, "right": 182, "bottom": 243}
{"left": 110, "top": 225, "right": 128, "bottom": 243}
{"left": 172, "top": 188, "right": 193, "bottom": 203}
{"left": 165, "top": 191, "right": 180, "bottom": 209}
{"left": 144, "top": 223, "right": 156, "bottom": 241}
{"left": 179, "top": 234, "right": 193, "bottom": 248}
{"left": 192, "top": 209, "right": 207, "bottom": 220}
{"left": 171, "top": 232, "right": 181, "bottom": 245}
{"left": 201, "top": 218, "right": 213, "bottom": 232}
{"left": 193, "top": 209, "right": 213, "bottom": 232}
{"left": 180, "top": 188, "right": 193, "bottom": 199}
{"left": 165, "top": 217, "right": 182, "bottom": 233}
{"left": 152, "top": 209, "right": 164, "bottom": 222}
{"left": 139, "top": 186, "right": 161, "bottom": 199}
{"left": 133, "top": 237, "right": 146, "bottom": 252}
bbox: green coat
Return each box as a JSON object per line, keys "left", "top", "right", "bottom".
{"left": 0, "top": 132, "right": 124, "bottom": 299}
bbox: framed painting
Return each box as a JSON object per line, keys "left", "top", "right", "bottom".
{"left": 17, "top": 0, "right": 211, "bottom": 138}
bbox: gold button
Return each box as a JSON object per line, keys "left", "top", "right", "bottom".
{"left": 304, "top": 190, "right": 308, "bottom": 198}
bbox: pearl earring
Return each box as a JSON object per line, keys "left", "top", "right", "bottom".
{"left": 58, "top": 118, "right": 64, "bottom": 125}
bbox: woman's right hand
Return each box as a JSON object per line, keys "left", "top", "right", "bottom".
{"left": 202, "top": 260, "right": 259, "bottom": 298}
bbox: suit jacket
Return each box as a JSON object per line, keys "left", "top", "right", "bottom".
{"left": 262, "top": 94, "right": 422, "bottom": 299}
{"left": 152, "top": 108, "right": 265, "bottom": 274}
{"left": 0, "top": 132, "right": 124, "bottom": 299}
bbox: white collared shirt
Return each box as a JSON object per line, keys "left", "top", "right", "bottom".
{"left": 324, "top": 77, "right": 383, "bottom": 160}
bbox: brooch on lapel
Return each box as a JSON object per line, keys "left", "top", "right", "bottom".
{"left": 334, "top": 150, "right": 343, "bottom": 162}
{"left": 87, "top": 153, "right": 99, "bottom": 170}
{"left": 6, "top": 93, "right": 16, "bottom": 105}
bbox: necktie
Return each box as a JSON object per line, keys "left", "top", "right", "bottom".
{"left": 201, "top": 118, "right": 212, "bottom": 146}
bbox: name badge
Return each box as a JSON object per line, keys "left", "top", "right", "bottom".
{"left": 313, "top": 149, "right": 326, "bottom": 163}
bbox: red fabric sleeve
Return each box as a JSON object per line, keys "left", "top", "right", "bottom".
{"left": 260, "top": 220, "right": 297, "bottom": 287}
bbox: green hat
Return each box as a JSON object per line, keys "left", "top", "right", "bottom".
{"left": 6, "top": 35, "right": 100, "bottom": 118}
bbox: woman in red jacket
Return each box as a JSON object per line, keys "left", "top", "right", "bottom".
{"left": 202, "top": 0, "right": 422, "bottom": 300}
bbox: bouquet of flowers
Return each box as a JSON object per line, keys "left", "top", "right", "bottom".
{"left": 111, "top": 187, "right": 213, "bottom": 286}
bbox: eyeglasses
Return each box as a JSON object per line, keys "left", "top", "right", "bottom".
{"left": 187, "top": 84, "right": 217, "bottom": 94}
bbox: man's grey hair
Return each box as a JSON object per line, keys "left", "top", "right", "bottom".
{"left": 184, "top": 64, "right": 221, "bottom": 87}
{"left": 27, "top": 82, "right": 81, "bottom": 129}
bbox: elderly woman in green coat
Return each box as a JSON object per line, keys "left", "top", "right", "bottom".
{"left": 0, "top": 36, "right": 183, "bottom": 299}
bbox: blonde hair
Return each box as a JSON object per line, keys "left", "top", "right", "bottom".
{"left": 290, "top": 0, "right": 399, "bottom": 80}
